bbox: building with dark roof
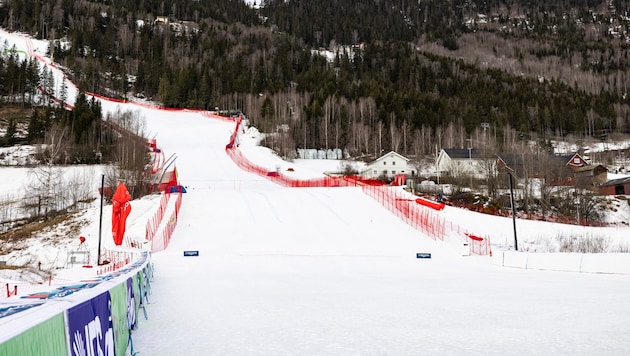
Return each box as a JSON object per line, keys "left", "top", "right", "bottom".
{"left": 598, "top": 176, "right": 630, "bottom": 195}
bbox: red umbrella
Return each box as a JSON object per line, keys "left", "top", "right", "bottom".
{"left": 112, "top": 183, "right": 131, "bottom": 246}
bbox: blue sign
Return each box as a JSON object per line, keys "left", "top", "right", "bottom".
{"left": 183, "top": 250, "right": 199, "bottom": 256}
{"left": 67, "top": 292, "right": 115, "bottom": 355}
{"left": 416, "top": 253, "right": 432, "bottom": 259}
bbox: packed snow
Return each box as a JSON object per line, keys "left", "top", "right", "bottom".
{"left": 1, "top": 27, "right": 630, "bottom": 355}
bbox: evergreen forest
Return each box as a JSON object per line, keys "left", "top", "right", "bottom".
{"left": 2, "top": 0, "right": 630, "bottom": 161}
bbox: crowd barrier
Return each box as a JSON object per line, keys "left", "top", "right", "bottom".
{"left": 0, "top": 252, "right": 153, "bottom": 355}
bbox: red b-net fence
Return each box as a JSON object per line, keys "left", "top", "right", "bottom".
{"left": 96, "top": 250, "right": 134, "bottom": 275}
{"left": 1, "top": 278, "right": 78, "bottom": 299}
{"left": 1, "top": 248, "right": 143, "bottom": 298}
{"left": 226, "top": 148, "right": 349, "bottom": 187}
{"left": 360, "top": 185, "right": 491, "bottom": 255}
{"left": 361, "top": 185, "right": 447, "bottom": 240}
{"left": 223, "top": 116, "right": 491, "bottom": 256}
{"left": 145, "top": 192, "right": 171, "bottom": 242}
{"left": 147, "top": 191, "right": 183, "bottom": 253}
{"left": 2, "top": 280, "right": 52, "bottom": 299}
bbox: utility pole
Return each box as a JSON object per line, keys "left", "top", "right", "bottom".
{"left": 508, "top": 172, "right": 518, "bottom": 251}
{"left": 466, "top": 138, "right": 473, "bottom": 189}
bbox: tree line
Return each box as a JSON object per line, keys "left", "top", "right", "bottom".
{"left": 1, "top": 0, "right": 629, "bottom": 162}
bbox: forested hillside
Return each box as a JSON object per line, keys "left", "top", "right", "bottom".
{"left": 1, "top": 0, "right": 630, "bottom": 161}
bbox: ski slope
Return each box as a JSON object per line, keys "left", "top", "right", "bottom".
{"left": 128, "top": 110, "right": 630, "bottom": 355}
{"left": 2, "top": 28, "right": 630, "bottom": 354}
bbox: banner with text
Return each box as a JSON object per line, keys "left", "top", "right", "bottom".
{"left": 66, "top": 292, "right": 115, "bottom": 355}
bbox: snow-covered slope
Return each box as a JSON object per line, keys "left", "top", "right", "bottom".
{"left": 2, "top": 28, "right": 630, "bottom": 354}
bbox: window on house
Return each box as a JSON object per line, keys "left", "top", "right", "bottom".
{"left": 384, "top": 161, "right": 387, "bottom": 165}
{"left": 392, "top": 170, "right": 396, "bottom": 174}
{"left": 373, "top": 170, "right": 377, "bottom": 175}
{"left": 392, "top": 161, "right": 396, "bottom": 165}
{"left": 382, "top": 170, "right": 387, "bottom": 175}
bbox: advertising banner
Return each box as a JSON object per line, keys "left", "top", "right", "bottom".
{"left": 141, "top": 266, "right": 152, "bottom": 298}
{"left": 0, "top": 313, "right": 67, "bottom": 356}
{"left": 0, "top": 303, "right": 43, "bottom": 319}
{"left": 66, "top": 292, "right": 115, "bottom": 356}
{"left": 109, "top": 283, "right": 129, "bottom": 356}
{"left": 126, "top": 277, "right": 137, "bottom": 330}
{"left": 132, "top": 273, "right": 141, "bottom": 320}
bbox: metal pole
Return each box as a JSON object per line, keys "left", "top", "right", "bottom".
{"left": 469, "top": 147, "right": 472, "bottom": 188}
{"left": 97, "top": 174, "right": 104, "bottom": 265}
{"left": 466, "top": 138, "right": 472, "bottom": 188}
{"left": 508, "top": 172, "right": 518, "bottom": 251}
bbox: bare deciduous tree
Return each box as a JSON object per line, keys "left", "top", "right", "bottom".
{"left": 23, "top": 124, "right": 68, "bottom": 219}
{"left": 105, "top": 109, "right": 150, "bottom": 199}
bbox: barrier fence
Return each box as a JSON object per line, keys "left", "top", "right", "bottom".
{"left": 360, "top": 184, "right": 491, "bottom": 255}
{"left": 146, "top": 191, "right": 183, "bottom": 253}
{"left": 223, "top": 116, "right": 491, "bottom": 256}
{"left": 1, "top": 248, "right": 139, "bottom": 298}
{"left": 145, "top": 192, "right": 171, "bottom": 242}
{"left": 96, "top": 250, "right": 134, "bottom": 275}
{"left": 0, "top": 254, "right": 154, "bottom": 356}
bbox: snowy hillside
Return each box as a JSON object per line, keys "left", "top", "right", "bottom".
{"left": 1, "top": 28, "right": 630, "bottom": 355}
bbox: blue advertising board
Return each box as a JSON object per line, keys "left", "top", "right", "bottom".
{"left": 126, "top": 278, "right": 137, "bottom": 330}
{"left": 66, "top": 292, "right": 115, "bottom": 355}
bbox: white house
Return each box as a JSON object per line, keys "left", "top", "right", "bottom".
{"left": 436, "top": 148, "right": 496, "bottom": 180}
{"left": 360, "top": 151, "right": 416, "bottom": 179}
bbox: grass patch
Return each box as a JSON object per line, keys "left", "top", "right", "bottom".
{"left": 0, "top": 212, "right": 78, "bottom": 243}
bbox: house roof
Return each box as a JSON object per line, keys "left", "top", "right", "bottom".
{"left": 441, "top": 148, "right": 485, "bottom": 159}
{"left": 558, "top": 152, "right": 589, "bottom": 166}
{"left": 497, "top": 153, "right": 523, "bottom": 166}
{"left": 366, "top": 151, "right": 409, "bottom": 165}
{"left": 573, "top": 164, "right": 607, "bottom": 173}
{"left": 497, "top": 152, "right": 590, "bottom": 168}
{"left": 600, "top": 176, "right": 630, "bottom": 187}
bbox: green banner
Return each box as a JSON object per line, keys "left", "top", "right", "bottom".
{"left": 0, "top": 313, "right": 66, "bottom": 356}
{"left": 109, "top": 282, "right": 129, "bottom": 356}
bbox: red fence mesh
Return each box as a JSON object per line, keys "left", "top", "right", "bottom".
{"left": 148, "top": 192, "right": 183, "bottom": 253}
{"left": 223, "top": 117, "right": 491, "bottom": 255}
{"left": 146, "top": 192, "right": 171, "bottom": 242}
